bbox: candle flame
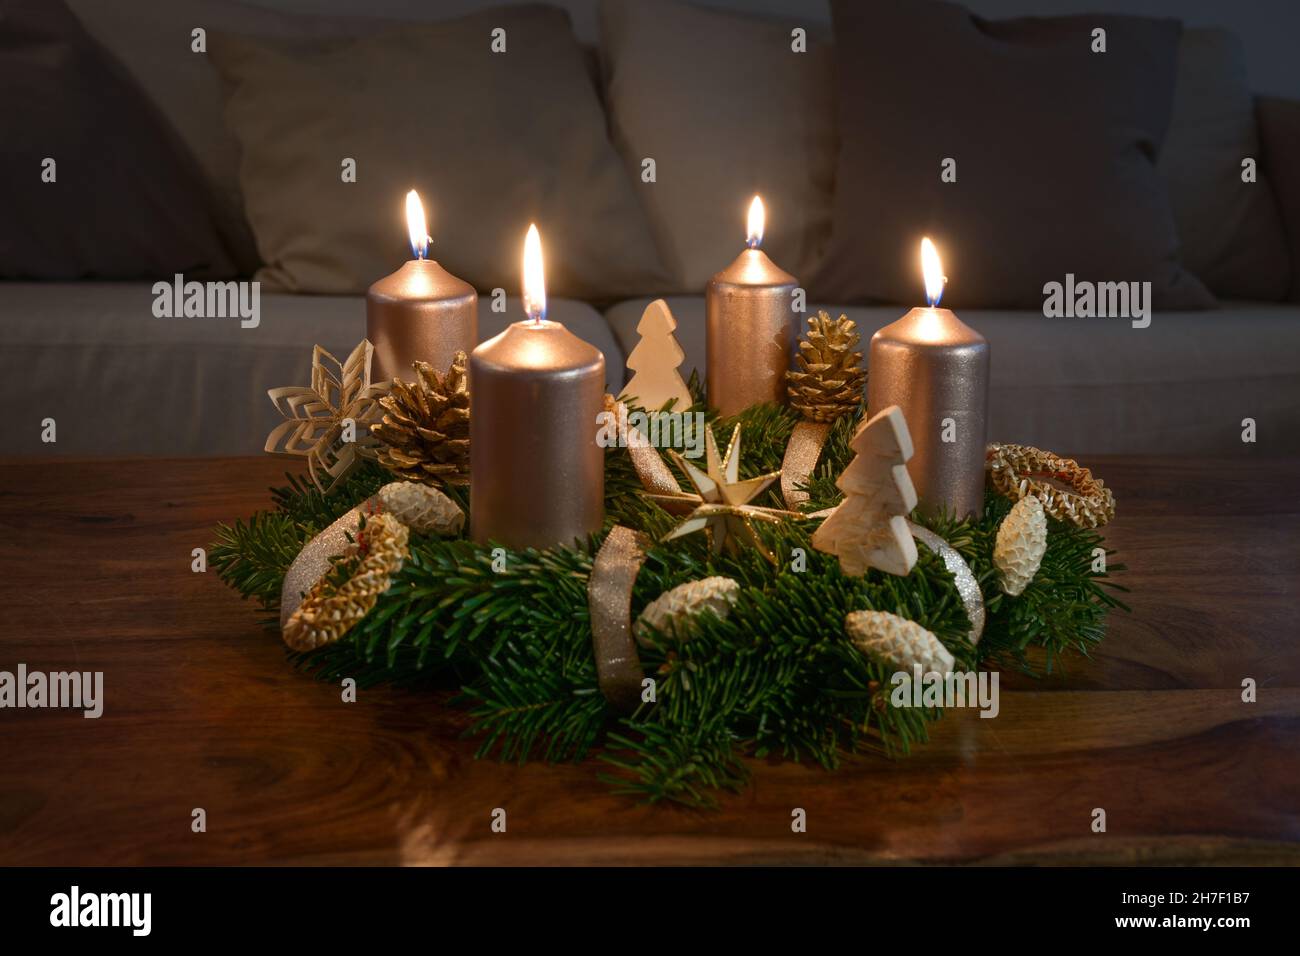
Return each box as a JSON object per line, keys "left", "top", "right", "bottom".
{"left": 746, "top": 195, "right": 765, "bottom": 249}
{"left": 406, "top": 190, "right": 429, "bottom": 260}
{"left": 921, "top": 237, "right": 946, "bottom": 307}
{"left": 522, "top": 223, "right": 546, "bottom": 323}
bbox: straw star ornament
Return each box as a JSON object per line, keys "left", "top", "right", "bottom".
{"left": 647, "top": 424, "right": 797, "bottom": 563}
{"left": 265, "top": 340, "right": 390, "bottom": 494}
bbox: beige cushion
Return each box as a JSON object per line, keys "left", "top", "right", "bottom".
{"left": 598, "top": 0, "right": 835, "bottom": 293}
{"left": 208, "top": 7, "right": 669, "bottom": 299}
{"left": 65, "top": 0, "right": 395, "bottom": 274}
{"left": 1158, "top": 29, "right": 1292, "bottom": 300}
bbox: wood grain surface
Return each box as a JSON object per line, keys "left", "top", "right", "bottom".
{"left": 1, "top": 456, "right": 1297, "bottom": 865}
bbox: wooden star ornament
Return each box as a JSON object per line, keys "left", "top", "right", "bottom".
{"left": 646, "top": 424, "right": 797, "bottom": 563}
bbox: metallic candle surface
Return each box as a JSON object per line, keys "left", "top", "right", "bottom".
{"left": 365, "top": 191, "right": 477, "bottom": 383}
{"left": 469, "top": 226, "right": 605, "bottom": 550}
{"left": 868, "top": 239, "right": 989, "bottom": 519}
{"left": 705, "top": 197, "right": 797, "bottom": 416}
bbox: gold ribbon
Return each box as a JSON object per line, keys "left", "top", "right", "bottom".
{"left": 780, "top": 420, "right": 831, "bottom": 509}
{"left": 282, "top": 513, "right": 410, "bottom": 652}
{"left": 604, "top": 394, "right": 681, "bottom": 496}
{"left": 587, "top": 525, "right": 650, "bottom": 713}
{"left": 279, "top": 495, "right": 380, "bottom": 629}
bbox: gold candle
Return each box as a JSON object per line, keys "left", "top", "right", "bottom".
{"left": 470, "top": 224, "right": 605, "bottom": 550}
{"left": 366, "top": 190, "right": 477, "bottom": 383}
{"left": 706, "top": 196, "right": 797, "bottom": 416}
{"left": 868, "top": 238, "right": 989, "bottom": 519}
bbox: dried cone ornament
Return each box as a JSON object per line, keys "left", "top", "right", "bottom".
{"left": 994, "top": 494, "right": 1048, "bottom": 596}
{"left": 787, "top": 312, "right": 867, "bottom": 423}
{"left": 372, "top": 351, "right": 471, "bottom": 486}
{"left": 634, "top": 576, "right": 740, "bottom": 647}
{"left": 282, "top": 513, "right": 410, "bottom": 652}
{"left": 377, "top": 481, "right": 465, "bottom": 537}
{"left": 846, "top": 609, "right": 954, "bottom": 676}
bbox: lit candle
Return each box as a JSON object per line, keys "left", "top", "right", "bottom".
{"left": 705, "top": 196, "right": 798, "bottom": 416}
{"left": 470, "top": 224, "right": 605, "bottom": 549}
{"left": 868, "top": 238, "right": 989, "bottom": 519}
{"left": 366, "top": 189, "right": 477, "bottom": 383}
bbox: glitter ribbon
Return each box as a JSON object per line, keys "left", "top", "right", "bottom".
{"left": 907, "top": 521, "right": 985, "bottom": 647}
{"left": 587, "top": 525, "right": 650, "bottom": 713}
{"left": 282, "top": 513, "right": 409, "bottom": 652}
{"left": 279, "top": 495, "right": 380, "bottom": 629}
{"left": 780, "top": 420, "right": 831, "bottom": 510}
{"left": 603, "top": 395, "right": 681, "bottom": 496}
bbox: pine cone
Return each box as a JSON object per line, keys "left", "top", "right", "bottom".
{"left": 787, "top": 312, "right": 866, "bottom": 423}
{"left": 994, "top": 495, "right": 1047, "bottom": 596}
{"left": 846, "top": 609, "right": 954, "bottom": 675}
{"left": 372, "top": 352, "right": 470, "bottom": 486}
{"left": 377, "top": 481, "right": 465, "bottom": 537}
{"left": 635, "top": 576, "right": 740, "bottom": 647}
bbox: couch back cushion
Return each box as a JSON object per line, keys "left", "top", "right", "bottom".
{"left": 813, "top": 0, "right": 1213, "bottom": 310}
{"left": 208, "top": 6, "right": 670, "bottom": 299}
{"left": 65, "top": 0, "right": 366, "bottom": 275}
{"left": 598, "top": 0, "right": 836, "bottom": 293}
{"left": 65, "top": 0, "right": 525, "bottom": 277}
{"left": 1257, "top": 96, "right": 1300, "bottom": 303}
{"left": 1159, "top": 28, "right": 1292, "bottom": 301}
{"left": 0, "top": 0, "right": 236, "bottom": 279}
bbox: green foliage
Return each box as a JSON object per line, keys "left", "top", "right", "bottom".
{"left": 210, "top": 511, "right": 305, "bottom": 614}
{"left": 213, "top": 399, "right": 1126, "bottom": 808}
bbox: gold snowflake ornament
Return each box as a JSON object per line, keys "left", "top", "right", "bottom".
{"left": 265, "top": 340, "right": 390, "bottom": 494}
{"left": 647, "top": 424, "right": 796, "bottom": 563}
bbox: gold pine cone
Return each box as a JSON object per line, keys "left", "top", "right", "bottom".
{"left": 372, "top": 352, "right": 471, "bottom": 486}
{"left": 787, "top": 312, "right": 866, "bottom": 423}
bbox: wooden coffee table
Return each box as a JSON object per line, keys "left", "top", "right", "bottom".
{"left": 1, "top": 456, "right": 1297, "bottom": 865}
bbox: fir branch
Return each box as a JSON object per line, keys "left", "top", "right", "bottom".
{"left": 269, "top": 460, "right": 390, "bottom": 532}
{"left": 210, "top": 512, "right": 306, "bottom": 613}
{"left": 215, "top": 397, "right": 1128, "bottom": 808}
{"left": 600, "top": 717, "right": 748, "bottom": 808}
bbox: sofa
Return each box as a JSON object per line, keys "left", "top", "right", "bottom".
{"left": 4, "top": 0, "right": 1299, "bottom": 459}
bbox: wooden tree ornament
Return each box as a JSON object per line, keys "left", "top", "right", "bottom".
{"left": 620, "top": 298, "right": 693, "bottom": 411}
{"left": 811, "top": 405, "right": 918, "bottom": 576}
